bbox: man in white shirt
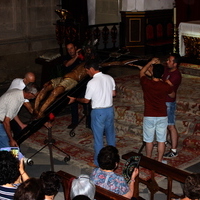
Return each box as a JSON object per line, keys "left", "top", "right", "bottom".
{"left": 8, "top": 72, "right": 35, "bottom": 114}
{"left": 68, "top": 60, "right": 116, "bottom": 167}
{"left": 0, "top": 83, "right": 38, "bottom": 148}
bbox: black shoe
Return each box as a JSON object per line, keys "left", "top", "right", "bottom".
{"left": 163, "top": 150, "right": 178, "bottom": 158}
{"left": 67, "top": 123, "right": 78, "bottom": 129}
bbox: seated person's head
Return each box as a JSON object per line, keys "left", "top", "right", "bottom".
{"left": 14, "top": 178, "right": 44, "bottom": 200}
{"left": 183, "top": 173, "right": 200, "bottom": 199}
{"left": 70, "top": 174, "right": 95, "bottom": 200}
{"left": 97, "top": 145, "right": 120, "bottom": 170}
{"left": 72, "top": 195, "right": 91, "bottom": 200}
{"left": 40, "top": 171, "right": 60, "bottom": 198}
{"left": 0, "top": 151, "right": 20, "bottom": 185}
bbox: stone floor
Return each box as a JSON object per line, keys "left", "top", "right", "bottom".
{"left": 1, "top": 52, "right": 200, "bottom": 200}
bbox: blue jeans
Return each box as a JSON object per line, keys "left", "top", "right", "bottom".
{"left": 0, "top": 124, "right": 10, "bottom": 148}
{"left": 166, "top": 102, "right": 176, "bottom": 125}
{"left": 91, "top": 107, "right": 116, "bottom": 166}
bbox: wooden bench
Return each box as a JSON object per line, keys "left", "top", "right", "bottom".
{"left": 57, "top": 170, "right": 132, "bottom": 200}
{"left": 122, "top": 152, "right": 191, "bottom": 200}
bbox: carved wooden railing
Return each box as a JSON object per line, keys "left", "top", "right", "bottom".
{"left": 122, "top": 152, "right": 191, "bottom": 200}
{"left": 85, "top": 23, "right": 119, "bottom": 49}
{"left": 55, "top": 20, "right": 120, "bottom": 55}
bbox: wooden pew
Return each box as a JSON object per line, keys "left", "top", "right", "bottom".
{"left": 57, "top": 170, "right": 135, "bottom": 200}
{"left": 122, "top": 152, "right": 191, "bottom": 200}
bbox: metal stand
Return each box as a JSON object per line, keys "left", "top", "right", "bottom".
{"left": 69, "top": 115, "right": 86, "bottom": 137}
{"left": 27, "top": 124, "right": 70, "bottom": 171}
{"left": 69, "top": 103, "right": 91, "bottom": 137}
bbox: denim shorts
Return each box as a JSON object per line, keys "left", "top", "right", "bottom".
{"left": 166, "top": 102, "right": 176, "bottom": 125}
{"left": 143, "top": 116, "right": 168, "bottom": 143}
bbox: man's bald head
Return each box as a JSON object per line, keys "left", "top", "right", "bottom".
{"left": 24, "top": 72, "right": 35, "bottom": 85}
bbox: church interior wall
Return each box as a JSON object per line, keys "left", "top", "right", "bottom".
{"left": 0, "top": 0, "right": 199, "bottom": 84}
{"left": 0, "top": 0, "right": 60, "bottom": 84}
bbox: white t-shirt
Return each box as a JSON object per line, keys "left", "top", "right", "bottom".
{"left": 8, "top": 78, "right": 29, "bottom": 102}
{"left": 85, "top": 72, "right": 115, "bottom": 109}
{"left": 0, "top": 89, "right": 24, "bottom": 121}
{"left": 8, "top": 78, "right": 25, "bottom": 90}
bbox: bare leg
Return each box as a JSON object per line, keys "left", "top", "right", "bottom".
{"left": 168, "top": 125, "right": 178, "bottom": 149}
{"left": 145, "top": 142, "right": 153, "bottom": 159}
{"left": 34, "top": 81, "right": 54, "bottom": 112}
{"left": 157, "top": 142, "right": 165, "bottom": 162}
{"left": 38, "top": 86, "right": 65, "bottom": 117}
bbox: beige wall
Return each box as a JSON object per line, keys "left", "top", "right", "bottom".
{"left": 95, "top": 0, "right": 121, "bottom": 24}
{"left": 121, "top": 0, "right": 174, "bottom": 11}
{"left": 0, "top": 0, "right": 60, "bottom": 84}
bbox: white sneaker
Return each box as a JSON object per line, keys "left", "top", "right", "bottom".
{"left": 161, "top": 160, "right": 167, "bottom": 164}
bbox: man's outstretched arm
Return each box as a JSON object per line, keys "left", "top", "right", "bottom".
{"left": 140, "top": 58, "right": 160, "bottom": 78}
{"left": 68, "top": 96, "right": 90, "bottom": 104}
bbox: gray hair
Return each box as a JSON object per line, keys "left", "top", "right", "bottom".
{"left": 23, "top": 82, "right": 38, "bottom": 95}
{"left": 70, "top": 174, "right": 96, "bottom": 200}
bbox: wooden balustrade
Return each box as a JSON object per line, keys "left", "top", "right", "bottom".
{"left": 55, "top": 20, "right": 120, "bottom": 55}
{"left": 87, "top": 23, "right": 119, "bottom": 50}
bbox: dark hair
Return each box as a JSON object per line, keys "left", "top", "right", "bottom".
{"left": 97, "top": 145, "right": 120, "bottom": 170}
{"left": 65, "top": 41, "right": 77, "bottom": 48}
{"left": 0, "top": 151, "right": 20, "bottom": 185}
{"left": 40, "top": 171, "right": 60, "bottom": 196}
{"left": 183, "top": 174, "right": 200, "bottom": 199}
{"left": 14, "top": 178, "right": 44, "bottom": 200}
{"left": 170, "top": 53, "right": 181, "bottom": 64}
{"left": 152, "top": 64, "right": 164, "bottom": 78}
{"left": 72, "top": 195, "right": 91, "bottom": 200}
{"left": 23, "top": 82, "right": 38, "bottom": 95}
{"left": 84, "top": 59, "right": 100, "bottom": 71}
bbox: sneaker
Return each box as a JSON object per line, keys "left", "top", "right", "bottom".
{"left": 161, "top": 160, "right": 168, "bottom": 164}
{"left": 163, "top": 150, "right": 178, "bottom": 158}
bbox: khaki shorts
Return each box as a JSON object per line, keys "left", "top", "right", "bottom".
{"left": 51, "top": 77, "right": 78, "bottom": 91}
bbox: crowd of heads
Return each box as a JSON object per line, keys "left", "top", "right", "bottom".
{"left": 1, "top": 144, "right": 200, "bottom": 200}
{"left": 0, "top": 151, "right": 62, "bottom": 200}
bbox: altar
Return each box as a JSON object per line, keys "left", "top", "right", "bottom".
{"left": 179, "top": 20, "right": 200, "bottom": 57}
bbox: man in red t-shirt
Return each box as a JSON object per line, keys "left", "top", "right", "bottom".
{"left": 140, "top": 58, "right": 175, "bottom": 162}
{"left": 162, "top": 53, "right": 182, "bottom": 158}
